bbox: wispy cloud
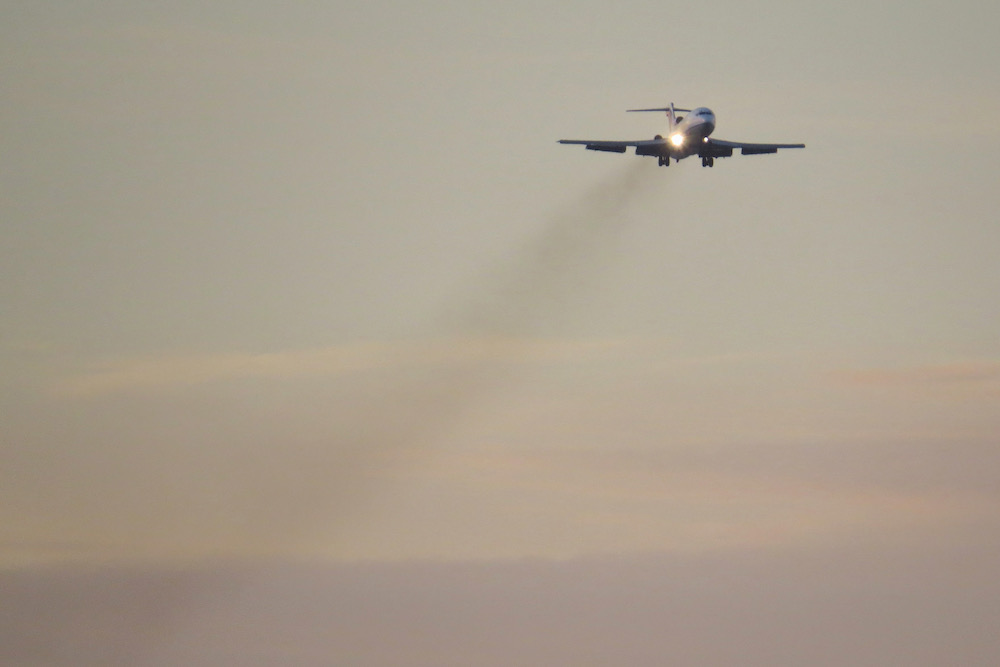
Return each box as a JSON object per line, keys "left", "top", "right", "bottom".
{"left": 835, "top": 360, "right": 1000, "bottom": 392}
{"left": 50, "top": 337, "right": 632, "bottom": 398}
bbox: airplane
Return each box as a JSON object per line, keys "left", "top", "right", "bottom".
{"left": 559, "top": 103, "right": 804, "bottom": 167}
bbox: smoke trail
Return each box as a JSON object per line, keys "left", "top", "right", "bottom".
{"left": 216, "top": 161, "right": 664, "bottom": 560}
{"left": 253, "top": 161, "right": 665, "bottom": 550}
{"left": 447, "top": 160, "right": 658, "bottom": 336}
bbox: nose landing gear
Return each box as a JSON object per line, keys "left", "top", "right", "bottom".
{"left": 701, "top": 156, "right": 715, "bottom": 167}
{"left": 658, "top": 156, "right": 670, "bottom": 167}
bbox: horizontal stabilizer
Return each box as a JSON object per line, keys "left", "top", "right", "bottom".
{"left": 627, "top": 107, "right": 692, "bottom": 113}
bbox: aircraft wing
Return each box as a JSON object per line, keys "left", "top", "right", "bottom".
{"left": 703, "top": 138, "right": 805, "bottom": 156}
{"left": 558, "top": 138, "right": 666, "bottom": 153}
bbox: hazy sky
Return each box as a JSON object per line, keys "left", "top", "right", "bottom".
{"left": 3, "top": 1, "right": 1000, "bottom": 663}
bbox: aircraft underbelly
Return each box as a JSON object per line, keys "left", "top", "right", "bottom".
{"left": 675, "top": 121, "right": 714, "bottom": 159}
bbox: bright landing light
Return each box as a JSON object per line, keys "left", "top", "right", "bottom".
{"left": 670, "top": 133, "right": 684, "bottom": 147}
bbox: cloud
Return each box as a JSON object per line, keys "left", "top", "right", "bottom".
{"left": 835, "top": 360, "right": 1000, "bottom": 392}
{"left": 50, "top": 336, "right": 632, "bottom": 398}
{"left": 327, "top": 443, "right": 994, "bottom": 561}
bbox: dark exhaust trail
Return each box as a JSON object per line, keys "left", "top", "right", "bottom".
{"left": 447, "top": 160, "right": 657, "bottom": 336}
{"left": 192, "top": 162, "right": 664, "bottom": 561}
{"left": 287, "top": 162, "right": 664, "bottom": 545}
{"left": 252, "top": 161, "right": 664, "bottom": 554}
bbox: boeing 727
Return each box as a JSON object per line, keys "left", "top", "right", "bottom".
{"left": 559, "top": 103, "right": 804, "bottom": 167}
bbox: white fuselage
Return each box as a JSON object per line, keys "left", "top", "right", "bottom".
{"left": 668, "top": 107, "right": 716, "bottom": 158}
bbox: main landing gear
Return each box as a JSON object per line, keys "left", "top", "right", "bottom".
{"left": 701, "top": 156, "right": 715, "bottom": 167}
{"left": 658, "top": 156, "right": 670, "bottom": 167}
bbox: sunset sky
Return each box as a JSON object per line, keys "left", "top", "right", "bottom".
{"left": 3, "top": 1, "right": 999, "bottom": 664}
